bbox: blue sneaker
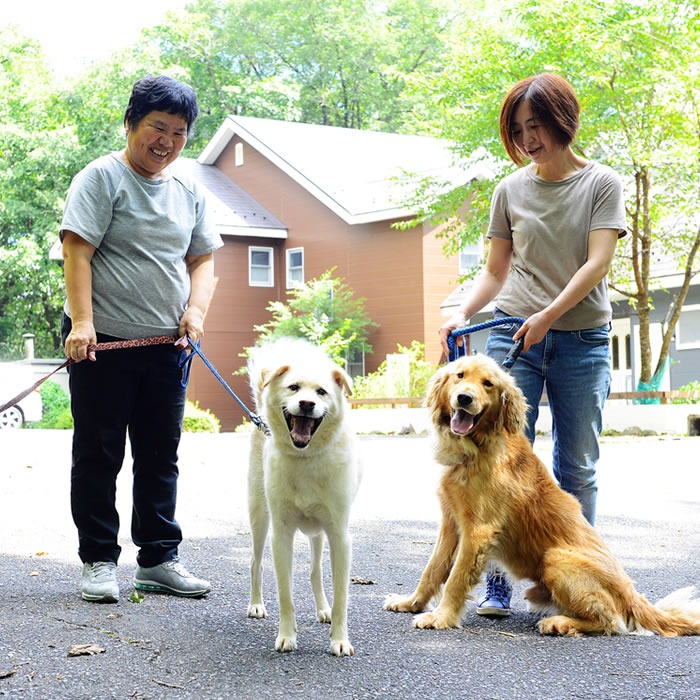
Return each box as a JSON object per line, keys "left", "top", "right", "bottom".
{"left": 476, "top": 572, "right": 512, "bottom": 616}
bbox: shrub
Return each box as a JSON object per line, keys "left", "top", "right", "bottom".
{"left": 26, "top": 380, "right": 73, "bottom": 429}
{"left": 672, "top": 380, "right": 700, "bottom": 404}
{"left": 352, "top": 341, "right": 436, "bottom": 402}
{"left": 182, "top": 400, "right": 221, "bottom": 433}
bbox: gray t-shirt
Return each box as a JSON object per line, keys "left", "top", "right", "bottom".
{"left": 60, "top": 153, "right": 223, "bottom": 339}
{"left": 487, "top": 161, "right": 627, "bottom": 331}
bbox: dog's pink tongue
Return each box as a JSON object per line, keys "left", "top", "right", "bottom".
{"left": 290, "top": 416, "right": 314, "bottom": 445}
{"left": 450, "top": 409, "right": 474, "bottom": 435}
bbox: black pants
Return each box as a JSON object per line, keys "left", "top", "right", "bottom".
{"left": 62, "top": 315, "right": 186, "bottom": 567}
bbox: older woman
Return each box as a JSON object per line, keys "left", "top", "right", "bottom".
{"left": 61, "top": 75, "right": 223, "bottom": 602}
{"left": 439, "top": 73, "right": 626, "bottom": 616}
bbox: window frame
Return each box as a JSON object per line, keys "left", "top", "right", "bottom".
{"left": 675, "top": 304, "right": 700, "bottom": 350}
{"left": 248, "top": 246, "right": 274, "bottom": 287}
{"left": 458, "top": 237, "right": 483, "bottom": 275}
{"left": 286, "top": 247, "right": 304, "bottom": 289}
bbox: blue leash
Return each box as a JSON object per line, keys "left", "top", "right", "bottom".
{"left": 178, "top": 338, "right": 269, "bottom": 434}
{"left": 448, "top": 317, "right": 526, "bottom": 371}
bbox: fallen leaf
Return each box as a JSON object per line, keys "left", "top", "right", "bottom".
{"left": 35, "top": 552, "right": 48, "bottom": 556}
{"left": 0, "top": 669, "right": 17, "bottom": 679}
{"left": 106, "top": 613, "right": 123, "bottom": 620}
{"left": 351, "top": 576, "right": 376, "bottom": 585}
{"left": 67, "top": 644, "right": 105, "bottom": 657}
{"left": 129, "top": 590, "right": 145, "bottom": 604}
{"left": 29, "top": 571, "right": 39, "bottom": 577}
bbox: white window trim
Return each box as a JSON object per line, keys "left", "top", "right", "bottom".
{"left": 249, "top": 246, "right": 274, "bottom": 287}
{"left": 286, "top": 247, "right": 304, "bottom": 289}
{"left": 676, "top": 303, "right": 700, "bottom": 349}
{"left": 459, "top": 238, "right": 483, "bottom": 275}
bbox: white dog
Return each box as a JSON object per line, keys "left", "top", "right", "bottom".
{"left": 246, "top": 338, "right": 362, "bottom": 656}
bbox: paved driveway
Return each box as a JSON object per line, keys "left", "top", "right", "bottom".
{"left": 1, "top": 430, "right": 699, "bottom": 698}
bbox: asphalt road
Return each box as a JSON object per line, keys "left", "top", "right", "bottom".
{"left": 0, "top": 430, "right": 699, "bottom": 699}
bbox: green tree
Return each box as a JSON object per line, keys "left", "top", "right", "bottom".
{"left": 147, "top": 0, "right": 460, "bottom": 150}
{"left": 250, "top": 269, "right": 377, "bottom": 366}
{"left": 0, "top": 27, "right": 81, "bottom": 358}
{"left": 405, "top": 0, "right": 700, "bottom": 387}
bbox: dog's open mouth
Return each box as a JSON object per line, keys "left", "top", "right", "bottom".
{"left": 450, "top": 408, "right": 483, "bottom": 436}
{"left": 285, "top": 411, "right": 324, "bottom": 448}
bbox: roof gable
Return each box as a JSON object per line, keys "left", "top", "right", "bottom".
{"left": 198, "top": 115, "right": 491, "bottom": 225}
{"left": 178, "top": 158, "right": 287, "bottom": 239}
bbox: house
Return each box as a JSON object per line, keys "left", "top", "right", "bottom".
{"left": 186, "top": 116, "right": 491, "bottom": 430}
{"left": 440, "top": 254, "right": 700, "bottom": 395}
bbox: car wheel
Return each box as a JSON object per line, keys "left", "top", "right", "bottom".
{"left": 0, "top": 406, "right": 24, "bottom": 429}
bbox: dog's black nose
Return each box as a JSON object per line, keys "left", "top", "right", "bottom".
{"left": 456, "top": 392, "right": 474, "bottom": 407}
{"left": 298, "top": 400, "right": 315, "bottom": 413}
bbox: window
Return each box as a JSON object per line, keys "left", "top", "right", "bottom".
{"left": 346, "top": 347, "right": 365, "bottom": 379}
{"left": 459, "top": 238, "right": 482, "bottom": 274}
{"left": 249, "top": 246, "right": 273, "bottom": 287}
{"left": 676, "top": 305, "right": 700, "bottom": 349}
{"left": 611, "top": 336, "right": 620, "bottom": 370}
{"left": 234, "top": 142, "right": 244, "bottom": 166}
{"left": 286, "top": 247, "right": 304, "bottom": 288}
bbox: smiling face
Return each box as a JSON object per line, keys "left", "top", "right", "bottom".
{"left": 510, "top": 100, "right": 559, "bottom": 167}
{"left": 261, "top": 361, "right": 352, "bottom": 451}
{"left": 123, "top": 110, "right": 188, "bottom": 179}
{"left": 426, "top": 354, "right": 527, "bottom": 440}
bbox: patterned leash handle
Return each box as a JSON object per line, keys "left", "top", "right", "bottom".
{"left": 0, "top": 335, "right": 178, "bottom": 415}
{"left": 448, "top": 317, "right": 526, "bottom": 371}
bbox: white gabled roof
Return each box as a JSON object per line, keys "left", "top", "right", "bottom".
{"left": 198, "top": 115, "right": 491, "bottom": 225}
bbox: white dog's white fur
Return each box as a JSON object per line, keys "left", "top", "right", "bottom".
{"left": 246, "top": 338, "right": 362, "bottom": 656}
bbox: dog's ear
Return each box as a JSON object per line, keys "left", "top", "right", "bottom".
{"left": 501, "top": 382, "right": 528, "bottom": 434}
{"left": 332, "top": 367, "right": 353, "bottom": 396}
{"left": 425, "top": 366, "right": 449, "bottom": 413}
{"left": 260, "top": 364, "right": 290, "bottom": 389}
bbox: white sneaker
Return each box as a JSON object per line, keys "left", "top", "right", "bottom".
{"left": 81, "top": 561, "right": 119, "bottom": 603}
{"left": 133, "top": 558, "right": 210, "bottom": 597}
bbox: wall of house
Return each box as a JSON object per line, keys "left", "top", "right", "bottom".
{"left": 196, "top": 136, "right": 461, "bottom": 430}
{"left": 612, "top": 285, "right": 700, "bottom": 390}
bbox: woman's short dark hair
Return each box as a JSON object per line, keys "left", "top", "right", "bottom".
{"left": 124, "top": 75, "right": 199, "bottom": 136}
{"left": 499, "top": 73, "right": 580, "bottom": 165}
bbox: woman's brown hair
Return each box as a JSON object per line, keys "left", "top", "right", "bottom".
{"left": 499, "top": 73, "right": 580, "bottom": 165}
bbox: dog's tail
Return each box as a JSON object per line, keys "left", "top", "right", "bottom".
{"left": 629, "top": 586, "right": 700, "bottom": 636}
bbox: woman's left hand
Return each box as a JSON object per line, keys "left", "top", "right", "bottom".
{"left": 178, "top": 306, "right": 205, "bottom": 346}
{"left": 513, "top": 311, "right": 553, "bottom": 352}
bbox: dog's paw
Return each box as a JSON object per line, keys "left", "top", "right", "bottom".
{"left": 247, "top": 603, "right": 268, "bottom": 619}
{"left": 330, "top": 638, "right": 354, "bottom": 657}
{"left": 275, "top": 634, "right": 298, "bottom": 652}
{"left": 383, "top": 593, "right": 425, "bottom": 613}
{"left": 413, "top": 610, "right": 460, "bottom": 629}
{"left": 538, "top": 615, "right": 582, "bottom": 637}
{"left": 317, "top": 607, "right": 332, "bottom": 624}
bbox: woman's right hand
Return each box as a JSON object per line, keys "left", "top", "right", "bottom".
{"left": 438, "top": 311, "right": 469, "bottom": 356}
{"left": 64, "top": 320, "right": 97, "bottom": 362}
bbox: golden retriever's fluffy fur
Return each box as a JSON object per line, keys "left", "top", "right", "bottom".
{"left": 384, "top": 354, "right": 700, "bottom": 636}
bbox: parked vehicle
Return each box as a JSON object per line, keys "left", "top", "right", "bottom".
{"left": 0, "top": 363, "right": 43, "bottom": 429}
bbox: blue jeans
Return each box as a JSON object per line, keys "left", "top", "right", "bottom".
{"left": 485, "top": 312, "right": 611, "bottom": 526}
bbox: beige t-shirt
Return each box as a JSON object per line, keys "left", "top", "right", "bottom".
{"left": 487, "top": 161, "right": 627, "bottom": 331}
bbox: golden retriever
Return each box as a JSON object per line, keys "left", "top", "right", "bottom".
{"left": 384, "top": 353, "right": 700, "bottom": 636}
{"left": 247, "top": 338, "right": 362, "bottom": 655}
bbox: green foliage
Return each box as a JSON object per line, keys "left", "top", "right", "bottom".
{"left": 25, "top": 380, "right": 73, "bottom": 429}
{"left": 404, "top": 0, "right": 700, "bottom": 383}
{"left": 672, "top": 381, "right": 700, "bottom": 405}
{"left": 249, "top": 269, "right": 377, "bottom": 367}
{"left": 147, "top": 0, "right": 459, "bottom": 147}
{"left": 353, "top": 341, "right": 436, "bottom": 399}
{"left": 182, "top": 400, "right": 221, "bottom": 433}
